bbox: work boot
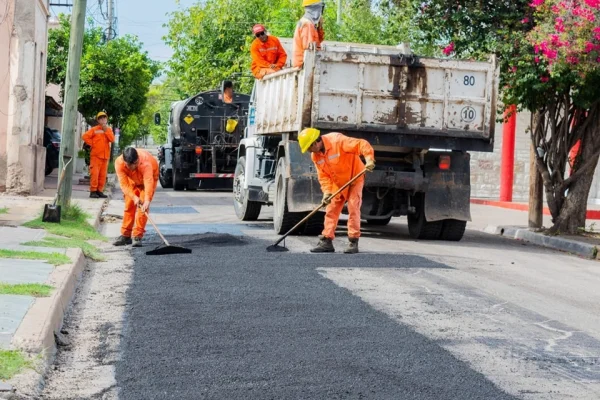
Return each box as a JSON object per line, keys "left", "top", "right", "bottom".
{"left": 343, "top": 238, "right": 359, "bottom": 254}
{"left": 132, "top": 237, "right": 143, "bottom": 247}
{"left": 90, "top": 191, "right": 100, "bottom": 199}
{"left": 113, "top": 235, "right": 132, "bottom": 246}
{"left": 310, "top": 236, "right": 335, "bottom": 253}
{"left": 96, "top": 191, "right": 108, "bottom": 198}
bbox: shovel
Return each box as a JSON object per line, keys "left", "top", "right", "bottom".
{"left": 42, "top": 156, "right": 73, "bottom": 223}
{"left": 143, "top": 209, "right": 192, "bottom": 255}
{"left": 266, "top": 169, "right": 367, "bottom": 252}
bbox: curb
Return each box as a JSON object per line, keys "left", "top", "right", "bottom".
{"left": 11, "top": 248, "right": 85, "bottom": 354}
{"left": 472, "top": 199, "right": 600, "bottom": 220}
{"left": 5, "top": 178, "right": 114, "bottom": 398}
{"left": 485, "top": 225, "right": 599, "bottom": 259}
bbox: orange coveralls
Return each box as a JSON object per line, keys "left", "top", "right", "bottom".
{"left": 82, "top": 125, "right": 115, "bottom": 192}
{"left": 292, "top": 17, "right": 324, "bottom": 68}
{"left": 115, "top": 149, "right": 159, "bottom": 238}
{"left": 311, "top": 132, "right": 374, "bottom": 240}
{"left": 250, "top": 35, "right": 287, "bottom": 79}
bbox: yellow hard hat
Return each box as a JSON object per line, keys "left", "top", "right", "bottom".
{"left": 96, "top": 111, "right": 108, "bottom": 119}
{"left": 298, "top": 127, "right": 320, "bottom": 153}
{"left": 225, "top": 119, "right": 238, "bottom": 133}
{"left": 302, "top": 0, "right": 322, "bottom": 6}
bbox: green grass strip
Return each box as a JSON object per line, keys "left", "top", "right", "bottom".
{"left": 0, "top": 350, "right": 33, "bottom": 380}
{"left": 0, "top": 249, "right": 70, "bottom": 266}
{"left": 0, "top": 207, "right": 8, "bottom": 214}
{"left": 24, "top": 237, "right": 106, "bottom": 262}
{"left": 23, "top": 203, "right": 106, "bottom": 242}
{"left": 0, "top": 282, "right": 53, "bottom": 297}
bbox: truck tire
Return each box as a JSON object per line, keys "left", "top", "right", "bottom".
{"left": 273, "top": 157, "right": 303, "bottom": 235}
{"left": 366, "top": 217, "right": 392, "bottom": 226}
{"left": 407, "top": 194, "right": 443, "bottom": 240}
{"left": 173, "top": 167, "right": 185, "bottom": 191}
{"left": 440, "top": 219, "right": 467, "bottom": 241}
{"left": 159, "top": 160, "right": 173, "bottom": 189}
{"left": 301, "top": 211, "right": 325, "bottom": 235}
{"left": 233, "top": 156, "right": 261, "bottom": 221}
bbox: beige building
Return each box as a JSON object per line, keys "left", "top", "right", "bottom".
{"left": 0, "top": 0, "right": 50, "bottom": 194}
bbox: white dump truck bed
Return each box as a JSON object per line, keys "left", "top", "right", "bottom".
{"left": 253, "top": 39, "right": 498, "bottom": 143}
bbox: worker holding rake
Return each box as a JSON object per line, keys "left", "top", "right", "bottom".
{"left": 299, "top": 128, "right": 375, "bottom": 254}
{"left": 113, "top": 147, "right": 159, "bottom": 248}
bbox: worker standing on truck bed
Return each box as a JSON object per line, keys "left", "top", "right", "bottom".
{"left": 292, "top": 0, "right": 325, "bottom": 68}
{"left": 250, "top": 24, "right": 287, "bottom": 79}
{"left": 82, "top": 111, "right": 114, "bottom": 199}
{"left": 113, "top": 147, "right": 159, "bottom": 248}
{"left": 299, "top": 128, "right": 375, "bottom": 254}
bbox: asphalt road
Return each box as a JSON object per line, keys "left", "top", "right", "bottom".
{"left": 117, "top": 231, "right": 515, "bottom": 400}
{"left": 41, "top": 182, "right": 600, "bottom": 400}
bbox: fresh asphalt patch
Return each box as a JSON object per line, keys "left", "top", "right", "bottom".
{"left": 117, "top": 233, "right": 517, "bottom": 400}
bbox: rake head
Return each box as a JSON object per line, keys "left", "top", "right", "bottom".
{"left": 145, "top": 244, "right": 192, "bottom": 256}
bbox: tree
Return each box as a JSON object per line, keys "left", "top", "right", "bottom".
{"left": 47, "top": 15, "right": 161, "bottom": 129}
{"left": 163, "top": 0, "right": 426, "bottom": 96}
{"left": 417, "top": 0, "right": 600, "bottom": 234}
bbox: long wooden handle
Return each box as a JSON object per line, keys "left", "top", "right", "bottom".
{"left": 53, "top": 157, "right": 73, "bottom": 206}
{"left": 143, "top": 210, "right": 170, "bottom": 246}
{"left": 272, "top": 169, "right": 367, "bottom": 247}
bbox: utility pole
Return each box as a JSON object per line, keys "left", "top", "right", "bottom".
{"left": 107, "top": 0, "right": 114, "bottom": 40}
{"left": 337, "top": 0, "right": 342, "bottom": 25}
{"left": 57, "top": 0, "right": 87, "bottom": 207}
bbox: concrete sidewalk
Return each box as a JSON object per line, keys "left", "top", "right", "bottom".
{"left": 469, "top": 202, "right": 600, "bottom": 260}
{"left": 0, "top": 172, "right": 114, "bottom": 398}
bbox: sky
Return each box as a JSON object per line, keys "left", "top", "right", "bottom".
{"left": 50, "top": 0, "right": 197, "bottom": 64}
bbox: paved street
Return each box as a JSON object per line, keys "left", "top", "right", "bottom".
{"left": 41, "top": 185, "right": 600, "bottom": 399}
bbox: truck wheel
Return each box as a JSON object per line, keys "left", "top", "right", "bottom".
{"left": 173, "top": 167, "right": 185, "bottom": 191}
{"left": 440, "top": 219, "right": 467, "bottom": 241}
{"left": 159, "top": 160, "right": 173, "bottom": 189}
{"left": 366, "top": 217, "right": 392, "bottom": 226}
{"left": 233, "top": 156, "right": 261, "bottom": 221}
{"left": 301, "top": 211, "right": 325, "bottom": 235}
{"left": 407, "top": 194, "right": 443, "bottom": 240}
{"left": 273, "top": 157, "right": 303, "bottom": 235}
{"left": 44, "top": 157, "right": 53, "bottom": 176}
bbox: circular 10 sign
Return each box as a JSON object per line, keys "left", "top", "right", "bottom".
{"left": 461, "top": 106, "right": 476, "bottom": 123}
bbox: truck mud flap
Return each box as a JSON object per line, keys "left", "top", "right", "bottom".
{"left": 287, "top": 176, "right": 323, "bottom": 212}
{"left": 423, "top": 152, "right": 471, "bottom": 222}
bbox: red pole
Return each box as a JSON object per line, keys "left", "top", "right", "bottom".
{"left": 500, "top": 104, "right": 517, "bottom": 202}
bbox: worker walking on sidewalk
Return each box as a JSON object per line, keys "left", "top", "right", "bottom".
{"left": 292, "top": 0, "right": 325, "bottom": 68}
{"left": 113, "top": 147, "right": 159, "bottom": 248}
{"left": 299, "top": 128, "right": 375, "bottom": 254}
{"left": 82, "top": 111, "right": 115, "bottom": 198}
{"left": 250, "top": 24, "right": 287, "bottom": 79}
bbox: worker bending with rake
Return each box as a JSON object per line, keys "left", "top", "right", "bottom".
{"left": 113, "top": 147, "right": 159, "bottom": 248}
{"left": 299, "top": 128, "right": 375, "bottom": 254}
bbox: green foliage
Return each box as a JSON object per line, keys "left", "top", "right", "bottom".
{"left": 0, "top": 283, "right": 54, "bottom": 297}
{"left": 47, "top": 15, "right": 161, "bottom": 125}
{"left": 0, "top": 350, "right": 33, "bottom": 380}
{"left": 24, "top": 203, "right": 106, "bottom": 241}
{"left": 0, "top": 207, "right": 7, "bottom": 214}
{"left": 24, "top": 237, "right": 105, "bottom": 262}
{"left": 163, "top": 0, "right": 428, "bottom": 96}
{"left": 0, "top": 249, "right": 70, "bottom": 266}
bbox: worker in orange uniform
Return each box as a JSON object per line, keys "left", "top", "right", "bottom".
{"left": 222, "top": 80, "right": 234, "bottom": 104}
{"left": 250, "top": 24, "right": 287, "bottom": 79}
{"left": 299, "top": 128, "right": 375, "bottom": 254}
{"left": 113, "top": 147, "right": 159, "bottom": 247}
{"left": 82, "top": 111, "right": 115, "bottom": 198}
{"left": 292, "top": 0, "right": 325, "bottom": 68}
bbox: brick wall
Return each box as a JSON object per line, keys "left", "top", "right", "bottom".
{"left": 470, "top": 110, "right": 600, "bottom": 204}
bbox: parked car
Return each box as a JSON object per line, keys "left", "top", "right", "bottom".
{"left": 44, "top": 127, "right": 61, "bottom": 176}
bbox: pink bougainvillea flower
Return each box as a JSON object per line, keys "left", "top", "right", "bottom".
{"left": 530, "top": 0, "right": 545, "bottom": 6}
{"left": 442, "top": 42, "right": 454, "bottom": 56}
{"left": 535, "top": 56, "right": 541, "bottom": 63}
{"left": 510, "top": 66, "right": 518, "bottom": 73}
{"left": 522, "top": 17, "right": 530, "bottom": 24}
{"left": 541, "top": 76, "right": 550, "bottom": 82}
{"left": 534, "top": 44, "right": 540, "bottom": 54}
{"left": 585, "top": 42, "right": 595, "bottom": 53}
{"left": 566, "top": 55, "right": 580, "bottom": 64}
{"left": 585, "top": 0, "right": 600, "bottom": 8}
{"left": 555, "top": 17, "right": 565, "bottom": 32}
